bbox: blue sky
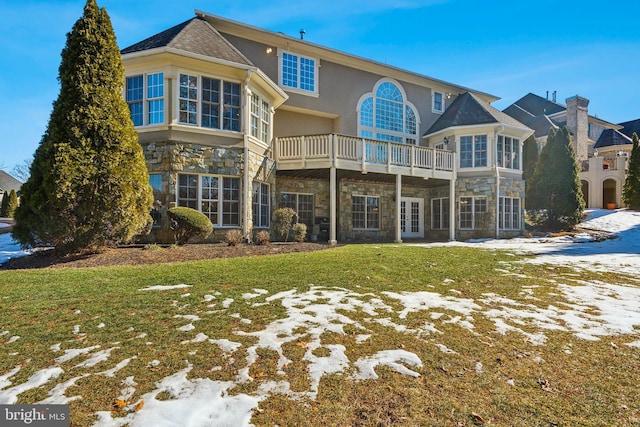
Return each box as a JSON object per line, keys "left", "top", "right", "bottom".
{"left": 1, "top": 0, "right": 639, "bottom": 175}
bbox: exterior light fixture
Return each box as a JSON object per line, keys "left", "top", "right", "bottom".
{"left": 443, "top": 136, "right": 449, "bottom": 146}
{"left": 593, "top": 149, "right": 598, "bottom": 157}
{"left": 266, "top": 47, "right": 273, "bottom": 54}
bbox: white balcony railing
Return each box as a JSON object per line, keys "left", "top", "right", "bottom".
{"left": 275, "top": 134, "right": 455, "bottom": 176}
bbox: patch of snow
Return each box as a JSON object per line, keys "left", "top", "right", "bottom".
{"left": 352, "top": 350, "right": 422, "bottom": 380}
{"left": 209, "top": 339, "right": 242, "bottom": 354}
{"left": 139, "top": 284, "right": 191, "bottom": 291}
{"left": 54, "top": 345, "right": 101, "bottom": 364}
{"left": 5, "top": 336, "right": 19, "bottom": 344}
{"left": 0, "top": 367, "right": 64, "bottom": 404}
{"left": 222, "top": 298, "right": 234, "bottom": 308}
{"left": 178, "top": 323, "right": 195, "bottom": 332}
{"left": 74, "top": 347, "right": 119, "bottom": 368}
{"left": 38, "top": 374, "right": 89, "bottom": 404}
{"left": 99, "top": 357, "right": 137, "bottom": 377}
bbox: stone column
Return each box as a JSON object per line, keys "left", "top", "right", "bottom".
{"left": 566, "top": 95, "right": 589, "bottom": 162}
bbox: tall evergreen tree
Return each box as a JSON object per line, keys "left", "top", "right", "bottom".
{"left": 623, "top": 133, "right": 640, "bottom": 210}
{"left": 12, "top": 0, "right": 153, "bottom": 253}
{"left": 0, "top": 192, "right": 9, "bottom": 218}
{"left": 3, "top": 190, "right": 19, "bottom": 218}
{"left": 522, "top": 134, "right": 538, "bottom": 209}
{"left": 527, "top": 126, "right": 585, "bottom": 228}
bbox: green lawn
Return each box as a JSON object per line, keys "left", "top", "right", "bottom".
{"left": 1, "top": 245, "right": 639, "bottom": 426}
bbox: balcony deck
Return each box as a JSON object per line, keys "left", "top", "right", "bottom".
{"left": 274, "top": 134, "right": 455, "bottom": 180}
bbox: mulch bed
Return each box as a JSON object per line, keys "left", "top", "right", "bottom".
{"left": 0, "top": 242, "right": 332, "bottom": 270}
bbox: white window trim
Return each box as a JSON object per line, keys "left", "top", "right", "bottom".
{"left": 459, "top": 196, "right": 488, "bottom": 230}
{"left": 277, "top": 49, "right": 319, "bottom": 97}
{"left": 176, "top": 71, "right": 243, "bottom": 132}
{"left": 499, "top": 197, "right": 521, "bottom": 230}
{"left": 459, "top": 134, "right": 488, "bottom": 168}
{"left": 497, "top": 135, "right": 521, "bottom": 170}
{"left": 356, "top": 78, "right": 421, "bottom": 145}
{"left": 280, "top": 192, "right": 315, "bottom": 227}
{"left": 252, "top": 182, "right": 271, "bottom": 229}
{"left": 352, "top": 195, "right": 381, "bottom": 230}
{"left": 125, "top": 72, "right": 165, "bottom": 127}
{"left": 176, "top": 173, "right": 241, "bottom": 228}
{"left": 431, "top": 197, "right": 450, "bottom": 230}
{"left": 432, "top": 90, "right": 444, "bottom": 114}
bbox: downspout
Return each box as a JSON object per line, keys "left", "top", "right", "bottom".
{"left": 242, "top": 69, "right": 254, "bottom": 242}
{"left": 495, "top": 126, "right": 504, "bottom": 239}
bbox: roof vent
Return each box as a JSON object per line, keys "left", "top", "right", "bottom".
{"left": 299, "top": 29, "right": 306, "bottom": 40}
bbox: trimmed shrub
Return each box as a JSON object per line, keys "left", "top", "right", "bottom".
{"left": 168, "top": 207, "right": 213, "bottom": 245}
{"left": 292, "top": 223, "right": 307, "bottom": 242}
{"left": 225, "top": 229, "right": 243, "bottom": 246}
{"left": 254, "top": 230, "right": 270, "bottom": 246}
{"left": 272, "top": 207, "right": 296, "bottom": 242}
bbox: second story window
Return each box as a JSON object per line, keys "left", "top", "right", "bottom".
{"left": 179, "top": 73, "right": 241, "bottom": 132}
{"left": 126, "top": 72, "right": 164, "bottom": 126}
{"left": 433, "top": 91, "right": 444, "bottom": 113}
{"left": 250, "top": 94, "right": 271, "bottom": 144}
{"left": 460, "top": 135, "right": 487, "bottom": 168}
{"left": 497, "top": 135, "right": 521, "bottom": 170}
{"left": 358, "top": 79, "right": 419, "bottom": 145}
{"left": 280, "top": 51, "right": 317, "bottom": 94}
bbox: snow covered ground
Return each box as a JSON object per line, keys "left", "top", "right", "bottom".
{"left": 0, "top": 209, "right": 639, "bottom": 426}
{"left": 413, "top": 208, "right": 640, "bottom": 276}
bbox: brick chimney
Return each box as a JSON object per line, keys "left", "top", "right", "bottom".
{"left": 565, "top": 95, "right": 589, "bottom": 162}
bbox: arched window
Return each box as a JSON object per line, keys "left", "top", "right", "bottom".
{"left": 358, "top": 79, "right": 419, "bottom": 144}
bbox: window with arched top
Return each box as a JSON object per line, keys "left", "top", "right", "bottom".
{"left": 358, "top": 79, "right": 419, "bottom": 144}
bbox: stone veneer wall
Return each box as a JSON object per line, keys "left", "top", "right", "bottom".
{"left": 140, "top": 141, "right": 274, "bottom": 243}
{"left": 275, "top": 176, "right": 331, "bottom": 220}
{"left": 456, "top": 176, "right": 525, "bottom": 240}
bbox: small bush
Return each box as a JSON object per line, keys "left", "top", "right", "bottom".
{"left": 1, "top": 190, "right": 18, "bottom": 218}
{"left": 273, "top": 207, "right": 296, "bottom": 242}
{"left": 225, "top": 229, "right": 244, "bottom": 246}
{"left": 292, "top": 223, "right": 307, "bottom": 242}
{"left": 254, "top": 230, "right": 270, "bottom": 245}
{"left": 168, "top": 207, "right": 213, "bottom": 245}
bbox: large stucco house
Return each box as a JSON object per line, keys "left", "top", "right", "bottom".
{"left": 503, "top": 92, "right": 634, "bottom": 209}
{"left": 121, "top": 11, "right": 534, "bottom": 244}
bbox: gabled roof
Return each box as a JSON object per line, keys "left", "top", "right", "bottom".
{"left": 121, "top": 17, "right": 253, "bottom": 66}
{"left": 618, "top": 118, "right": 640, "bottom": 139}
{"left": 525, "top": 115, "right": 560, "bottom": 138}
{"left": 594, "top": 129, "right": 632, "bottom": 149}
{"left": 507, "top": 93, "right": 565, "bottom": 117}
{"left": 425, "top": 92, "right": 528, "bottom": 136}
{"left": 0, "top": 170, "right": 22, "bottom": 193}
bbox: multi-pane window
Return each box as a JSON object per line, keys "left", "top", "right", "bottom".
{"left": 280, "top": 193, "right": 314, "bottom": 228}
{"left": 126, "top": 73, "right": 164, "bottom": 126}
{"left": 250, "top": 94, "right": 271, "bottom": 144}
{"left": 126, "top": 75, "right": 143, "bottom": 126}
{"left": 358, "top": 80, "right": 419, "bottom": 145}
{"left": 352, "top": 196, "right": 380, "bottom": 230}
{"left": 459, "top": 197, "right": 487, "bottom": 230}
{"left": 431, "top": 197, "right": 450, "bottom": 230}
{"left": 281, "top": 51, "right": 317, "bottom": 93}
{"left": 177, "top": 174, "right": 240, "bottom": 226}
{"left": 460, "top": 135, "right": 487, "bottom": 168}
{"left": 179, "top": 74, "right": 198, "bottom": 125}
{"left": 497, "top": 135, "right": 521, "bottom": 170}
{"left": 178, "top": 74, "right": 241, "bottom": 131}
{"left": 499, "top": 197, "right": 521, "bottom": 230}
{"left": 252, "top": 182, "right": 270, "bottom": 228}
{"left": 202, "top": 77, "right": 220, "bottom": 129}
{"left": 433, "top": 91, "right": 444, "bottom": 113}
{"left": 147, "top": 73, "right": 164, "bottom": 124}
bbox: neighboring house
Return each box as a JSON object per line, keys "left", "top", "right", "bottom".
{"left": 618, "top": 118, "right": 640, "bottom": 140}
{"left": 0, "top": 170, "right": 21, "bottom": 207}
{"left": 503, "top": 93, "right": 631, "bottom": 209}
{"left": 121, "top": 11, "right": 532, "bottom": 244}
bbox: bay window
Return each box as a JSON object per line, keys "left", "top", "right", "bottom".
{"left": 497, "top": 135, "right": 521, "bottom": 169}
{"left": 460, "top": 135, "right": 487, "bottom": 168}
{"left": 459, "top": 197, "right": 487, "bottom": 230}
{"left": 177, "top": 174, "right": 240, "bottom": 226}
{"left": 179, "top": 73, "right": 241, "bottom": 131}
{"left": 499, "top": 197, "right": 521, "bottom": 230}
{"left": 126, "top": 72, "right": 164, "bottom": 126}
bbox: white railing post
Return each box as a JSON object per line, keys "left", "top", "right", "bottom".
{"left": 332, "top": 134, "right": 337, "bottom": 167}
{"left": 361, "top": 138, "right": 367, "bottom": 172}
{"left": 301, "top": 136, "right": 306, "bottom": 163}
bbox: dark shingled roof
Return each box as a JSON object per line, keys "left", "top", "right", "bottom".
{"left": 425, "top": 92, "right": 528, "bottom": 136}
{"left": 618, "top": 118, "right": 640, "bottom": 139}
{"left": 525, "top": 115, "right": 559, "bottom": 138}
{"left": 594, "top": 129, "right": 632, "bottom": 149}
{"left": 121, "top": 17, "right": 253, "bottom": 66}
{"left": 507, "top": 92, "right": 565, "bottom": 116}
